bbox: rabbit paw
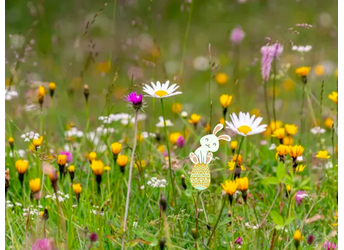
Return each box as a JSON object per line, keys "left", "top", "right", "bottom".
{"left": 189, "top": 153, "right": 199, "bottom": 164}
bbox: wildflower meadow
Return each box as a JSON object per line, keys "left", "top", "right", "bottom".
{"left": 5, "top": 0, "right": 338, "bottom": 249}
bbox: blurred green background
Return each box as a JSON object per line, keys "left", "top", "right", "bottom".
{"left": 5, "top": 0, "right": 338, "bottom": 142}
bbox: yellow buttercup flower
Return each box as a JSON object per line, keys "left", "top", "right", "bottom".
{"left": 111, "top": 142, "right": 122, "bottom": 155}
{"left": 285, "top": 124, "right": 298, "bottom": 136}
{"left": 29, "top": 178, "right": 41, "bottom": 193}
{"left": 90, "top": 160, "right": 104, "bottom": 176}
{"left": 57, "top": 154, "right": 67, "bottom": 166}
{"left": 295, "top": 67, "right": 311, "bottom": 76}
{"left": 215, "top": 73, "right": 228, "bottom": 85}
{"left": 219, "top": 117, "right": 225, "bottom": 125}
{"left": 8, "top": 137, "right": 14, "bottom": 145}
{"left": 288, "top": 145, "right": 304, "bottom": 158}
{"left": 15, "top": 159, "right": 29, "bottom": 174}
{"left": 172, "top": 103, "right": 182, "bottom": 114}
{"left": 72, "top": 183, "right": 82, "bottom": 194}
{"left": 335, "top": 69, "right": 338, "bottom": 77}
{"left": 33, "top": 136, "right": 44, "bottom": 148}
{"left": 250, "top": 109, "right": 261, "bottom": 117}
{"left": 324, "top": 118, "right": 334, "bottom": 129}
{"left": 328, "top": 91, "right": 338, "bottom": 104}
{"left": 134, "top": 160, "right": 146, "bottom": 170}
{"left": 295, "top": 165, "right": 306, "bottom": 172}
{"left": 169, "top": 132, "right": 182, "bottom": 145}
{"left": 276, "top": 144, "right": 289, "bottom": 157}
{"left": 282, "top": 79, "right": 295, "bottom": 91}
{"left": 49, "top": 82, "right": 56, "bottom": 91}
{"left": 272, "top": 128, "right": 285, "bottom": 139}
{"left": 283, "top": 136, "right": 294, "bottom": 145}
{"left": 188, "top": 114, "right": 201, "bottom": 125}
{"left": 88, "top": 152, "right": 97, "bottom": 162}
{"left": 104, "top": 166, "right": 111, "bottom": 171}
{"left": 221, "top": 180, "right": 237, "bottom": 196}
{"left": 294, "top": 230, "right": 302, "bottom": 241}
{"left": 158, "top": 145, "right": 165, "bottom": 153}
{"left": 204, "top": 124, "right": 211, "bottom": 133}
{"left": 230, "top": 141, "right": 238, "bottom": 150}
{"left": 228, "top": 161, "right": 246, "bottom": 171}
{"left": 232, "top": 154, "right": 243, "bottom": 165}
{"left": 117, "top": 155, "right": 128, "bottom": 167}
{"left": 219, "top": 94, "right": 233, "bottom": 108}
{"left": 286, "top": 185, "right": 291, "bottom": 192}
{"left": 38, "top": 86, "right": 46, "bottom": 96}
{"left": 316, "top": 150, "right": 330, "bottom": 159}
{"left": 332, "top": 211, "right": 338, "bottom": 226}
{"left": 315, "top": 65, "right": 325, "bottom": 76}
{"left": 68, "top": 165, "right": 75, "bottom": 172}
{"left": 236, "top": 177, "right": 249, "bottom": 192}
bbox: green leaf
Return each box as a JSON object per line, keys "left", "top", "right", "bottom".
{"left": 184, "top": 189, "right": 192, "bottom": 197}
{"left": 283, "top": 176, "right": 294, "bottom": 186}
{"left": 270, "top": 210, "right": 284, "bottom": 225}
{"left": 208, "top": 214, "right": 217, "bottom": 225}
{"left": 284, "top": 217, "right": 295, "bottom": 226}
{"left": 262, "top": 177, "right": 279, "bottom": 185}
{"left": 299, "top": 178, "right": 310, "bottom": 188}
{"left": 219, "top": 217, "right": 232, "bottom": 226}
{"left": 276, "top": 162, "right": 286, "bottom": 181}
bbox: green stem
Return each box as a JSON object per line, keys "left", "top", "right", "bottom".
{"left": 121, "top": 110, "right": 139, "bottom": 250}
{"left": 179, "top": 0, "right": 194, "bottom": 79}
{"left": 160, "top": 98, "right": 177, "bottom": 206}
{"left": 207, "top": 197, "right": 226, "bottom": 247}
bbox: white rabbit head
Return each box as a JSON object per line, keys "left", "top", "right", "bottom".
{"left": 199, "top": 124, "right": 231, "bottom": 152}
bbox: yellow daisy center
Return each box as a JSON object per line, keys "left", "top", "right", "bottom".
{"left": 155, "top": 90, "right": 168, "bottom": 97}
{"left": 238, "top": 125, "right": 252, "bottom": 135}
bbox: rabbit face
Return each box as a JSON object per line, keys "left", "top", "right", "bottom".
{"left": 200, "top": 134, "right": 219, "bottom": 152}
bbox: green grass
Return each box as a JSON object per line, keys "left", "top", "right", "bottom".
{"left": 5, "top": 0, "right": 338, "bottom": 249}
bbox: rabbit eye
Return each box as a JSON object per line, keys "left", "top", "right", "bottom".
{"left": 213, "top": 143, "right": 216, "bottom": 146}
{"left": 205, "top": 138, "right": 209, "bottom": 141}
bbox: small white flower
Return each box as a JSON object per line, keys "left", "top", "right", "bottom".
{"left": 140, "top": 185, "right": 145, "bottom": 190}
{"left": 269, "top": 144, "right": 276, "bottom": 150}
{"left": 141, "top": 132, "right": 156, "bottom": 138}
{"left": 143, "top": 81, "right": 182, "bottom": 98}
{"left": 147, "top": 177, "right": 168, "bottom": 188}
{"left": 24, "top": 138, "right": 30, "bottom": 142}
{"left": 292, "top": 45, "right": 312, "bottom": 53}
{"left": 133, "top": 221, "right": 138, "bottom": 227}
{"left": 310, "top": 126, "right": 325, "bottom": 135}
{"left": 15, "top": 202, "right": 22, "bottom": 206}
{"left": 181, "top": 111, "right": 188, "bottom": 118}
{"left": 156, "top": 116, "right": 174, "bottom": 127}
{"left": 325, "top": 162, "right": 333, "bottom": 169}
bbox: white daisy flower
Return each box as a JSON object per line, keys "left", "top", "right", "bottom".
{"left": 226, "top": 112, "right": 267, "bottom": 136}
{"left": 156, "top": 116, "right": 174, "bottom": 127}
{"left": 143, "top": 81, "right": 182, "bottom": 98}
{"left": 292, "top": 45, "right": 312, "bottom": 53}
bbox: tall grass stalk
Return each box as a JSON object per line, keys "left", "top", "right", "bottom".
{"left": 160, "top": 98, "right": 177, "bottom": 206}
{"left": 121, "top": 110, "right": 139, "bottom": 250}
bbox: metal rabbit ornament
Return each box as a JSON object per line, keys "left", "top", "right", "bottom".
{"left": 189, "top": 124, "right": 231, "bottom": 190}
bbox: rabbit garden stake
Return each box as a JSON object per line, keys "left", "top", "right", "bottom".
{"left": 189, "top": 123, "right": 231, "bottom": 190}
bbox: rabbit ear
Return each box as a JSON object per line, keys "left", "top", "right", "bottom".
{"left": 218, "top": 135, "right": 231, "bottom": 142}
{"left": 213, "top": 123, "right": 224, "bottom": 135}
{"left": 189, "top": 153, "right": 199, "bottom": 164}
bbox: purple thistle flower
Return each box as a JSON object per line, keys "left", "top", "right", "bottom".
{"left": 234, "top": 237, "right": 243, "bottom": 245}
{"left": 294, "top": 190, "right": 307, "bottom": 206}
{"left": 307, "top": 235, "right": 315, "bottom": 245}
{"left": 323, "top": 241, "right": 338, "bottom": 250}
{"left": 176, "top": 136, "right": 185, "bottom": 148}
{"left": 32, "top": 238, "right": 52, "bottom": 250}
{"left": 89, "top": 232, "right": 98, "bottom": 242}
{"left": 126, "top": 92, "right": 143, "bottom": 105}
{"left": 126, "top": 92, "right": 143, "bottom": 110}
{"left": 60, "top": 151, "right": 73, "bottom": 163}
{"left": 230, "top": 26, "right": 245, "bottom": 44}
